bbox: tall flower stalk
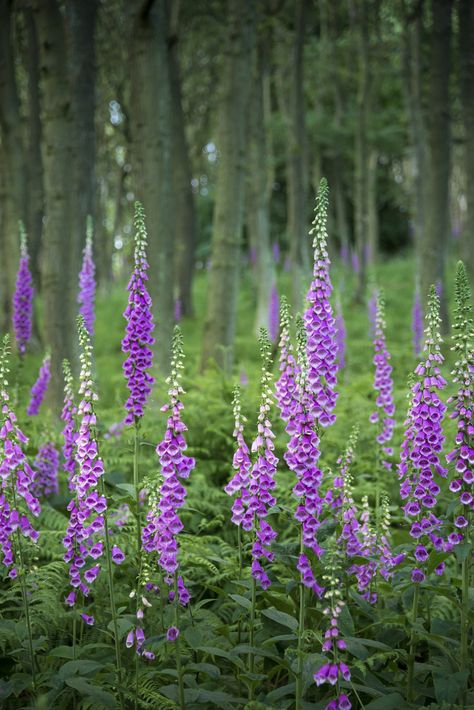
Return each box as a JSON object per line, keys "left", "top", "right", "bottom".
{"left": 369, "top": 290, "right": 396, "bottom": 485}
{"left": 269, "top": 284, "right": 279, "bottom": 343}
{"left": 445, "top": 262, "right": 473, "bottom": 692}
{"left": 12, "top": 224, "right": 33, "bottom": 358}
{"left": 63, "top": 318, "right": 124, "bottom": 704}
{"left": 275, "top": 296, "right": 299, "bottom": 423}
{"left": 78, "top": 216, "right": 96, "bottom": 336}
{"left": 61, "top": 360, "right": 77, "bottom": 490}
{"left": 32, "top": 442, "right": 59, "bottom": 498}
{"left": 304, "top": 178, "right": 338, "bottom": 427}
{"left": 398, "top": 287, "right": 448, "bottom": 702}
{"left": 0, "top": 335, "right": 40, "bottom": 689}
{"left": 27, "top": 352, "right": 51, "bottom": 416}
{"left": 142, "top": 326, "right": 194, "bottom": 709}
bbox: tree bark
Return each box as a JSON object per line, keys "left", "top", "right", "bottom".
{"left": 0, "top": 0, "right": 27, "bottom": 332}
{"left": 66, "top": 0, "right": 97, "bottom": 279}
{"left": 247, "top": 37, "right": 276, "bottom": 337}
{"left": 421, "top": 0, "right": 452, "bottom": 325}
{"left": 459, "top": 0, "right": 474, "bottom": 279}
{"left": 169, "top": 2, "right": 197, "bottom": 318}
{"left": 130, "top": 0, "right": 175, "bottom": 373}
{"left": 287, "top": 0, "right": 309, "bottom": 310}
{"left": 34, "top": 0, "right": 75, "bottom": 409}
{"left": 201, "top": 0, "right": 255, "bottom": 371}
{"left": 23, "top": 7, "right": 44, "bottom": 293}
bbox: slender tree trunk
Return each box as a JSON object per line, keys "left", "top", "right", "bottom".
{"left": 23, "top": 8, "right": 44, "bottom": 293}
{"left": 459, "top": 0, "right": 474, "bottom": 279}
{"left": 353, "top": 0, "right": 371, "bottom": 300}
{"left": 0, "top": 0, "right": 27, "bottom": 332}
{"left": 66, "top": 0, "right": 97, "bottom": 280}
{"left": 34, "top": 0, "right": 75, "bottom": 409}
{"left": 247, "top": 40, "right": 276, "bottom": 336}
{"left": 201, "top": 0, "right": 255, "bottom": 371}
{"left": 130, "top": 0, "right": 175, "bottom": 372}
{"left": 401, "top": 0, "right": 427, "bottom": 269}
{"left": 367, "top": 148, "right": 378, "bottom": 265}
{"left": 287, "top": 0, "right": 309, "bottom": 310}
{"left": 421, "top": 0, "right": 452, "bottom": 325}
{"left": 169, "top": 2, "right": 197, "bottom": 318}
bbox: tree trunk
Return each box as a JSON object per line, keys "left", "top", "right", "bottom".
{"left": 247, "top": 40, "right": 276, "bottom": 336}
{"left": 287, "top": 0, "right": 309, "bottom": 310}
{"left": 201, "top": 0, "right": 255, "bottom": 371}
{"left": 353, "top": 0, "right": 371, "bottom": 300}
{"left": 459, "top": 0, "right": 474, "bottom": 279}
{"left": 421, "top": 0, "right": 452, "bottom": 326}
{"left": 401, "top": 0, "right": 427, "bottom": 269}
{"left": 34, "top": 0, "right": 75, "bottom": 409}
{"left": 130, "top": 0, "right": 175, "bottom": 373}
{"left": 367, "top": 148, "right": 378, "bottom": 265}
{"left": 169, "top": 2, "right": 197, "bottom": 318}
{"left": 0, "top": 0, "right": 27, "bottom": 332}
{"left": 23, "top": 7, "right": 44, "bottom": 293}
{"left": 66, "top": 0, "right": 97, "bottom": 280}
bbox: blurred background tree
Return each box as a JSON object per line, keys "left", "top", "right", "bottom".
{"left": 0, "top": 0, "right": 471, "bottom": 403}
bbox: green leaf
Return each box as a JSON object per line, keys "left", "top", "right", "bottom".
{"left": 262, "top": 607, "right": 298, "bottom": 632}
{"left": 49, "top": 645, "right": 76, "bottom": 659}
{"left": 186, "top": 662, "right": 221, "bottom": 679}
{"left": 266, "top": 682, "right": 296, "bottom": 702}
{"left": 454, "top": 542, "right": 471, "bottom": 562}
{"left": 65, "top": 677, "right": 116, "bottom": 709}
{"left": 229, "top": 594, "right": 252, "bottom": 611}
{"left": 364, "top": 693, "right": 405, "bottom": 709}
{"left": 433, "top": 671, "right": 469, "bottom": 703}
{"left": 58, "top": 660, "right": 103, "bottom": 680}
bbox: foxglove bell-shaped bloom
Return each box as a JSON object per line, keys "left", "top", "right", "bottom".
{"left": 63, "top": 318, "right": 124, "bottom": 616}
{"left": 27, "top": 353, "right": 51, "bottom": 416}
{"left": 246, "top": 330, "right": 279, "bottom": 590}
{"left": 446, "top": 262, "right": 473, "bottom": 534}
{"left": 122, "top": 202, "right": 155, "bottom": 424}
{"left": 32, "top": 442, "right": 59, "bottom": 498}
{"left": 304, "top": 179, "right": 338, "bottom": 427}
{"left": 0, "top": 336, "right": 40, "bottom": 579}
{"left": 61, "top": 360, "right": 77, "bottom": 490}
{"left": 275, "top": 296, "right": 299, "bottom": 423}
{"left": 269, "top": 284, "right": 279, "bottom": 343}
{"left": 398, "top": 287, "right": 449, "bottom": 582}
{"left": 12, "top": 224, "right": 33, "bottom": 357}
{"left": 224, "top": 385, "right": 252, "bottom": 527}
{"left": 78, "top": 217, "right": 96, "bottom": 336}
{"left": 142, "top": 326, "right": 195, "bottom": 606}
{"left": 370, "top": 291, "right": 396, "bottom": 469}
{"left": 286, "top": 318, "right": 324, "bottom": 596}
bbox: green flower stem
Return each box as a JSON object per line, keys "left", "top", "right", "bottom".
{"left": 133, "top": 422, "right": 142, "bottom": 710}
{"left": 460, "top": 521, "right": 471, "bottom": 707}
{"left": 248, "top": 574, "right": 257, "bottom": 700}
{"left": 407, "top": 583, "right": 420, "bottom": 703}
{"left": 295, "top": 530, "right": 305, "bottom": 709}
{"left": 175, "top": 572, "right": 185, "bottom": 710}
{"left": 99, "top": 476, "right": 124, "bottom": 709}
{"left": 237, "top": 525, "right": 243, "bottom": 645}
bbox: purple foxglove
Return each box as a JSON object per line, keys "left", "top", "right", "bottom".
{"left": 142, "top": 326, "right": 195, "bottom": 629}
{"left": 304, "top": 178, "right": 338, "bottom": 427}
{"left": 0, "top": 336, "right": 40, "bottom": 579}
{"left": 246, "top": 329, "right": 278, "bottom": 590}
{"left": 446, "top": 262, "right": 473, "bottom": 534}
{"left": 32, "top": 442, "right": 59, "bottom": 498}
{"left": 63, "top": 318, "right": 124, "bottom": 617}
{"left": 269, "top": 284, "right": 279, "bottom": 343}
{"left": 286, "top": 317, "right": 324, "bottom": 596}
{"left": 12, "top": 224, "right": 33, "bottom": 357}
{"left": 274, "top": 296, "right": 299, "bottom": 423}
{"left": 368, "top": 288, "right": 377, "bottom": 338}
{"left": 224, "top": 385, "right": 252, "bottom": 527}
{"left": 370, "top": 290, "right": 396, "bottom": 469}
{"left": 398, "top": 286, "right": 449, "bottom": 582}
{"left": 61, "top": 360, "right": 77, "bottom": 490}
{"left": 27, "top": 353, "right": 51, "bottom": 416}
{"left": 78, "top": 217, "right": 96, "bottom": 336}
{"left": 122, "top": 202, "right": 155, "bottom": 425}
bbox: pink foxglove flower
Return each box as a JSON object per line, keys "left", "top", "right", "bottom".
{"left": 12, "top": 224, "right": 33, "bottom": 357}
{"left": 369, "top": 291, "right": 395, "bottom": 469}
{"left": 61, "top": 360, "right": 77, "bottom": 490}
{"left": 27, "top": 353, "right": 51, "bottom": 416}
{"left": 224, "top": 385, "right": 252, "bottom": 527}
{"left": 275, "top": 296, "right": 299, "bottom": 423}
{"left": 32, "top": 442, "right": 59, "bottom": 498}
{"left": 122, "top": 202, "right": 155, "bottom": 424}
{"left": 78, "top": 217, "right": 96, "bottom": 335}
{"left": 0, "top": 336, "right": 40, "bottom": 579}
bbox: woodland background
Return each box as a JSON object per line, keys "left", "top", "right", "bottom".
{"left": 0, "top": 0, "right": 473, "bottom": 402}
